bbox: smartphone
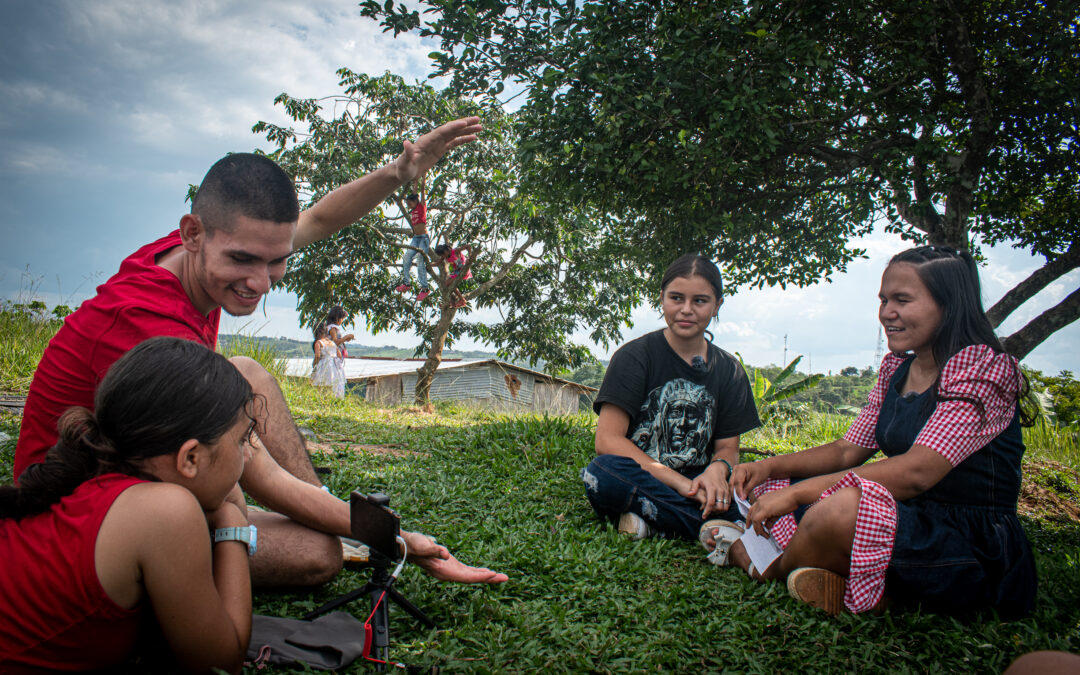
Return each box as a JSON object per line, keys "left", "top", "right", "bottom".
{"left": 350, "top": 491, "right": 401, "bottom": 561}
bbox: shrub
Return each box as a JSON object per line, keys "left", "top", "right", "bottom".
{"left": 0, "top": 301, "right": 63, "bottom": 393}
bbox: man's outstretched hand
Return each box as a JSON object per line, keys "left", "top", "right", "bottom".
{"left": 402, "top": 529, "right": 508, "bottom": 584}
{"left": 394, "top": 116, "right": 482, "bottom": 185}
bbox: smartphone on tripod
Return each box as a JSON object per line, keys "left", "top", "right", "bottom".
{"left": 350, "top": 491, "right": 401, "bottom": 562}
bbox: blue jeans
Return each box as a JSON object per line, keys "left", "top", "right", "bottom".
{"left": 401, "top": 235, "right": 430, "bottom": 288}
{"left": 581, "top": 454, "right": 741, "bottom": 540}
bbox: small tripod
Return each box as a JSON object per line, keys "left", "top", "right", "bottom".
{"left": 303, "top": 492, "right": 435, "bottom": 671}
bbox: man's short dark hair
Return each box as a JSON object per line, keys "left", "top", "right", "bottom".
{"left": 191, "top": 153, "right": 300, "bottom": 235}
{"left": 405, "top": 193, "right": 418, "bottom": 202}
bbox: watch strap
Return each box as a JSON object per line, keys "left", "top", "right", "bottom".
{"left": 213, "top": 524, "right": 257, "bottom": 556}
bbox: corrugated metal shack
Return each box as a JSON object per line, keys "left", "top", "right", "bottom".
{"left": 286, "top": 357, "right": 595, "bottom": 414}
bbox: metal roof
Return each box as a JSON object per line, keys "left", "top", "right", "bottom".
{"left": 285, "top": 357, "right": 596, "bottom": 391}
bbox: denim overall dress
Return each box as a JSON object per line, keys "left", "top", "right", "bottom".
{"left": 876, "top": 356, "right": 1037, "bottom": 618}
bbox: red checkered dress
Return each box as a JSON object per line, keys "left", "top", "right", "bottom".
{"left": 756, "top": 345, "right": 1022, "bottom": 612}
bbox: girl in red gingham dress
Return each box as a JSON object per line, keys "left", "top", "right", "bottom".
{"left": 728, "top": 246, "right": 1038, "bottom": 618}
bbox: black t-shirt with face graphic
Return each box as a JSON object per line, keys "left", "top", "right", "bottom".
{"left": 594, "top": 330, "right": 760, "bottom": 470}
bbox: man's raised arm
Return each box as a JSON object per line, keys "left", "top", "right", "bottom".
{"left": 293, "top": 116, "right": 482, "bottom": 250}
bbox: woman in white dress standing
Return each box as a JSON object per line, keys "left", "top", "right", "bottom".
{"left": 311, "top": 321, "right": 346, "bottom": 398}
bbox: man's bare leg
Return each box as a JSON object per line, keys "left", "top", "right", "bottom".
{"left": 229, "top": 356, "right": 321, "bottom": 486}
{"left": 248, "top": 511, "right": 343, "bottom": 588}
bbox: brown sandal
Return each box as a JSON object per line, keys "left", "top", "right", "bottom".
{"left": 787, "top": 567, "right": 846, "bottom": 616}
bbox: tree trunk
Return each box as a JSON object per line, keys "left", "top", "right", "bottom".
{"left": 986, "top": 243, "right": 1080, "bottom": 328}
{"left": 413, "top": 301, "right": 457, "bottom": 406}
{"left": 1001, "top": 286, "right": 1080, "bottom": 361}
{"left": 940, "top": 5, "right": 995, "bottom": 249}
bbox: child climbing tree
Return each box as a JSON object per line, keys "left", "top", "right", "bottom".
{"left": 255, "top": 70, "right": 641, "bottom": 405}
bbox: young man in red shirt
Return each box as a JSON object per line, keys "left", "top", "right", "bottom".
{"left": 15, "top": 117, "right": 507, "bottom": 589}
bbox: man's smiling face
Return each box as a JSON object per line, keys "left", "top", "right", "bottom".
{"left": 192, "top": 213, "right": 295, "bottom": 316}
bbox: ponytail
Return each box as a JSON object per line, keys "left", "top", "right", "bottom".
{"left": 0, "top": 408, "right": 128, "bottom": 519}
{"left": 2, "top": 336, "right": 253, "bottom": 519}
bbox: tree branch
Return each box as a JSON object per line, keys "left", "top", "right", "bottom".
{"left": 1002, "top": 285, "right": 1080, "bottom": 360}
{"left": 466, "top": 236, "right": 537, "bottom": 298}
{"left": 376, "top": 226, "right": 414, "bottom": 237}
{"left": 987, "top": 242, "right": 1080, "bottom": 327}
{"left": 886, "top": 174, "right": 932, "bottom": 239}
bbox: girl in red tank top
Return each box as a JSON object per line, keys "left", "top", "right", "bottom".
{"left": 1, "top": 337, "right": 258, "bottom": 673}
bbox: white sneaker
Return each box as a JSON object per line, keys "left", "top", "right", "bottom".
{"left": 617, "top": 512, "right": 653, "bottom": 540}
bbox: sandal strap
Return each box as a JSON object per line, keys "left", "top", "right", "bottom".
{"left": 702, "top": 520, "right": 744, "bottom": 567}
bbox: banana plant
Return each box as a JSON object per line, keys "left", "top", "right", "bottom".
{"left": 736, "top": 353, "right": 824, "bottom": 411}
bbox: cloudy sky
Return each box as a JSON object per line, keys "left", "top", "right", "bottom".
{"left": 1, "top": 1, "right": 1076, "bottom": 376}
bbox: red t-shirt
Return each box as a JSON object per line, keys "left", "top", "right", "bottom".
{"left": 0, "top": 473, "right": 145, "bottom": 671}
{"left": 410, "top": 202, "right": 427, "bottom": 227}
{"left": 446, "top": 248, "right": 473, "bottom": 280}
{"left": 14, "top": 231, "right": 220, "bottom": 479}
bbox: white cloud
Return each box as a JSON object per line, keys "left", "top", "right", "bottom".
{"left": 712, "top": 320, "right": 759, "bottom": 338}
{"left": 0, "top": 142, "right": 108, "bottom": 176}
{"left": 0, "top": 81, "right": 90, "bottom": 118}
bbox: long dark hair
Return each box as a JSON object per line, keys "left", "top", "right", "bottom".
{"left": 888, "top": 246, "right": 1034, "bottom": 425}
{"left": 2, "top": 337, "right": 255, "bottom": 519}
{"left": 660, "top": 254, "right": 724, "bottom": 341}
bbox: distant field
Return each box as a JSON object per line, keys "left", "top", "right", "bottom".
{"left": 217, "top": 333, "right": 501, "bottom": 361}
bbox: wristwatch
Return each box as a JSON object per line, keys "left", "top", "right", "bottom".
{"left": 213, "top": 524, "right": 258, "bottom": 556}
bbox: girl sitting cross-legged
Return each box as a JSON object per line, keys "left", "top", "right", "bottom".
{"left": 0, "top": 337, "right": 260, "bottom": 673}
{"left": 581, "top": 254, "right": 760, "bottom": 544}
{"left": 728, "top": 246, "right": 1038, "bottom": 618}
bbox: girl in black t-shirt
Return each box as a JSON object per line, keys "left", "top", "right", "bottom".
{"left": 582, "top": 254, "right": 759, "bottom": 559}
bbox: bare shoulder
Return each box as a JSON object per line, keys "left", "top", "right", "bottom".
{"left": 109, "top": 482, "right": 205, "bottom": 533}
{"left": 96, "top": 482, "right": 208, "bottom": 609}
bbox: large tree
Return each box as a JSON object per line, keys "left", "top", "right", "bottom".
{"left": 361, "top": 0, "right": 1080, "bottom": 359}
{"left": 255, "top": 70, "right": 640, "bottom": 403}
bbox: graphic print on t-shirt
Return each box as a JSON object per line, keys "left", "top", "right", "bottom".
{"left": 628, "top": 378, "right": 715, "bottom": 469}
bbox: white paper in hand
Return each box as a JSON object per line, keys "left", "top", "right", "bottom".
{"left": 739, "top": 527, "right": 783, "bottom": 573}
{"left": 734, "top": 493, "right": 752, "bottom": 519}
{"left": 732, "top": 492, "right": 783, "bottom": 572}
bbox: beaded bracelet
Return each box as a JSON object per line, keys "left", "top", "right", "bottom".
{"left": 710, "top": 457, "right": 733, "bottom": 477}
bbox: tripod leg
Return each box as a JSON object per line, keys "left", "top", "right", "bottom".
{"left": 301, "top": 583, "right": 375, "bottom": 621}
{"left": 387, "top": 587, "right": 436, "bottom": 628}
{"left": 370, "top": 586, "right": 390, "bottom": 670}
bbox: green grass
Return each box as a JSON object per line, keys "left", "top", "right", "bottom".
{"left": 218, "top": 329, "right": 289, "bottom": 380}
{"left": 214, "top": 381, "right": 1079, "bottom": 674}
{"left": 0, "top": 301, "right": 63, "bottom": 392}
{"left": 1024, "top": 418, "right": 1080, "bottom": 468}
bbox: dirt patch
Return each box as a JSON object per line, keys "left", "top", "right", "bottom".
{"left": 306, "top": 440, "right": 421, "bottom": 459}
{"left": 1019, "top": 459, "right": 1080, "bottom": 524}
{"left": 353, "top": 443, "right": 422, "bottom": 458}
{"left": 372, "top": 406, "right": 435, "bottom": 416}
